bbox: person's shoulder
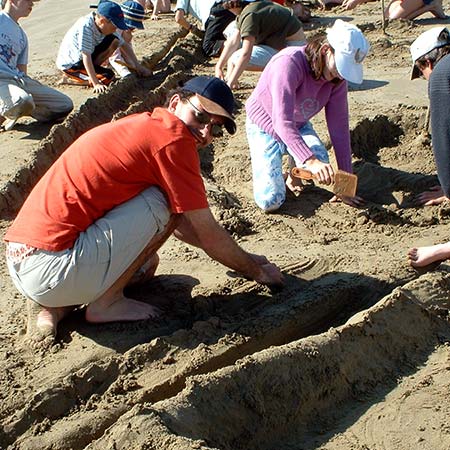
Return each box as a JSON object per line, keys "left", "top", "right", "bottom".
{"left": 431, "top": 53, "right": 450, "bottom": 82}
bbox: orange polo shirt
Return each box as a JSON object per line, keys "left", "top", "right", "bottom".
{"left": 5, "top": 108, "right": 208, "bottom": 251}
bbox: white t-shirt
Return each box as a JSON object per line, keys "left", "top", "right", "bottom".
{"left": 0, "top": 11, "right": 28, "bottom": 77}
{"left": 175, "top": 0, "right": 216, "bottom": 28}
{"left": 56, "top": 12, "right": 122, "bottom": 69}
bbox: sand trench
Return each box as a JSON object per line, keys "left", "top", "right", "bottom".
{"left": 0, "top": 5, "right": 449, "bottom": 450}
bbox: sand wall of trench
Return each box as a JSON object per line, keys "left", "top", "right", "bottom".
{"left": 83, "top": 273, "right": 450, "bottom": 450}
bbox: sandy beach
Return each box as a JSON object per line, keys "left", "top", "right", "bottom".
{"left": 0, "top": 1, "right": 449, "bottom": 449}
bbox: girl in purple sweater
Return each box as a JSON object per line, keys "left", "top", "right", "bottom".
{"left": 245, "top": 19, "right": 369, "bottom": 211}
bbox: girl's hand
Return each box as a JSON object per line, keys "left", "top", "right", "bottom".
{"left": 304, "top": 157, "right": 334, "bottom": 185}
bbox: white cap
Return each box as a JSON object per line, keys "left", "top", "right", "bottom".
{"left": 326, "top": 19, "right": 370, "bottom": 85}
{"left": 410, "top": 26, "right": 450, "bottom": 80}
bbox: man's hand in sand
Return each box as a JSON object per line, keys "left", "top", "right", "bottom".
{"left": 414, "top": 185, "right": 449, "bottom": 206}
{"left": 407, "top": 242, "right": 450, "bottom": 268}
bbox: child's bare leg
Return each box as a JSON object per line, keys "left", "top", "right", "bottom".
{"left": 407, "top": 242, "right": 450, "bottom": 268}
{"left": 26, "top": 299, "right": 73, "bottom": 345}
{"left": 93, "top": 40, "right": 120, "bottom": 66}
{"left": 387, "top": 0, "right": 445, "bottom": 19}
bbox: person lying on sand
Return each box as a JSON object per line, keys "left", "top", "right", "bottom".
{"left": 245, "top": 19, "right": 368, "bottom": 211}
{"left": 0, "top": 0, "right": 73, "bottom": 132}
{"left": 407, "top": 242, "right": 450, "bottom": 268}
{"left": 319, "top": 0, "right": 446, "bottom": 20}
{"left": 4, "top": 76, "right": 284, "bottom": 347}
{"left": 410, "top": 27, "right": 450, "bottom": 206}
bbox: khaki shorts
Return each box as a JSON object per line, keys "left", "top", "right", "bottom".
{"left": 7, "top": 187, "right": 170, "bottom": 307}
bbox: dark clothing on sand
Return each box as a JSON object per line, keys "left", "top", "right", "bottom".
{"left": 429, "top": 53, "right": 450, "bottom": 197}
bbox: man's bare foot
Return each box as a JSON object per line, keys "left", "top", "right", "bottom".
{"left": 407, "top": 242, "right": 450, "bottom": 268}
{"left": 85, "top": 295, "right": 161, "bottom": 323}
{"left": 26, "top": 300, "right": 73, "bottom": 347}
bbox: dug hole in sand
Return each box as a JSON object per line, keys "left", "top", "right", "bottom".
{"left": 0, "top": 1, "right": 449, "bottom": 449}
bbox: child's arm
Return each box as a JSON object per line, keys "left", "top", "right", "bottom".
{"left": 82, "top": 52, "right": 107, "bottom": 93}
{"left": 120, "top": 42, "right": 152, "bottom": 77}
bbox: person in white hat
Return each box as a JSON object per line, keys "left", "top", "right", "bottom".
{"left": 245, "top": 19, "right": 369, "bottom": 211}
{"left": 407, "top": 27, "right": 450, "bottom": 268}
{"left": 108, "top": 1, "right": 153, "bottom": 78}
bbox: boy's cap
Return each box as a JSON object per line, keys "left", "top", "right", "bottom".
{"left": 184, "top": 76, "right": 236, "bottom": 135}
{"left": 96, "top": 0, "right": 128, "bottom": 30}
{"left": 121, "top": 1, "right": 146, "bottom": 29}
{"left": 326, "top": 19, "right": 370, "bottom": 85}
{"left": 410, "top": 26, "right": 450, "bottom": 80}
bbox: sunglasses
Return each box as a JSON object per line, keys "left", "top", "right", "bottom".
{"left": 185, "top": 98, "right": 224, "bottom": 138}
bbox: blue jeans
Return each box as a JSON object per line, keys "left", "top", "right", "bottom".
{"left": 246, "top": 119, "right": 329, "bottom": 212}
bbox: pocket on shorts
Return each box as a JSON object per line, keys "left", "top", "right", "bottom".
{"left": 12, "top": 249, "right": 71, "bottom": 300}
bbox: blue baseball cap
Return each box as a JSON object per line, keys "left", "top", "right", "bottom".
{"left": 183, "top": 76, "right": 236, "bottom": 135}
{"left": 97, "top": 1, "right": 128, "bottom": 30}
{"left": 121, "top": 1, "right": 146, "bottom": 30}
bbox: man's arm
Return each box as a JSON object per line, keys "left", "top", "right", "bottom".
{"left": 173, "top": 208, "right": 284, "bottom": 286}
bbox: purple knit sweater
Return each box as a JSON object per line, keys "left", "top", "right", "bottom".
{"left": 245, "top": 46, "right": 353, "bottom": 173}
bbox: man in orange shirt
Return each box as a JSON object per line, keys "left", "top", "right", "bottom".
{"left": 5, "top": 76, "right": 284, "bottom": 345}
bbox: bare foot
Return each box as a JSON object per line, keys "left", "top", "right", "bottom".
{"left": 285, "top": 172, "right": 304, "bottom": 197}
{"left": 25, "top": 300, "right": 73, "bottom": 347}
{"left": 85, "top": 295, "right": 161, "bottom": 323}
{"left": 414, "top": 185, "right": 448, "bottom": 206}
{"left": 402, "top": 0, "right": 446, "bottom": 19}
{"left": 58, "top": 74, "right": 90, "bottom": 86}
{"left": 407, "top": 242, "right": 450, "bottom": 268}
